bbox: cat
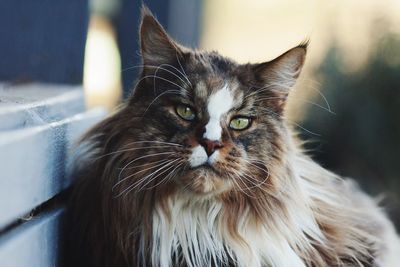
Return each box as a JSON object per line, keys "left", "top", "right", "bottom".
{"left": 66, "top": 6, "right": 400, "bottom": 267}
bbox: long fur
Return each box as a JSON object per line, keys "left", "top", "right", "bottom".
{"left": 66, "top": 6, "right": 400, "bottom": 267}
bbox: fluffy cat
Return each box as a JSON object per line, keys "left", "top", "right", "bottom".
{"left": 67, "top": 6, "right": 400, "bottom": 267}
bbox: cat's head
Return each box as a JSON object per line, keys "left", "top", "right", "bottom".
{"left": 121, "top": 7, "right": 306, "bottom": 196}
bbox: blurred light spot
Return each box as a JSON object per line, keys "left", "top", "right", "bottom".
{"left": 83, "top": 16, "right": 121, "bottom": 110}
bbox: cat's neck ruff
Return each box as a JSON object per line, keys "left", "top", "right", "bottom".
{"left": 150, "top": 152, "right": 326, "bottom": 267}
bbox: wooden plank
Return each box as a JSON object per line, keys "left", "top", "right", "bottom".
{"left": 0, "top": 108, "right": 106, "bottom": 230}
{"left": 0, "top": 83, "right": 85, "bottom": 131}
{"left": 0, "top": 207, "right": 64, "bottom": 267}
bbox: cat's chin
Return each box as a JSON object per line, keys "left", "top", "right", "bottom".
{"left": 179, "top": 166, "right": 232, "bottom": 195}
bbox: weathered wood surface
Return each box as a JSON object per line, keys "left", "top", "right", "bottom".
{"left": 0, "top": 207, "right": 64, "bottom": 267}
{"left": 0, "top": 84, "right": 106, "bottom": 230}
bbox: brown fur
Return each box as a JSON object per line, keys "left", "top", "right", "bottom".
{"left": 66, "top": 6, "right": 400, "bottom": 267}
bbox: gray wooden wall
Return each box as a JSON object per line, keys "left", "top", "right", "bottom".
{"left": 0, "top": 83, "right": 106, "bottom": 267}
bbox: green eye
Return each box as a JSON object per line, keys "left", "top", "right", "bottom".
{"left": 229, "top": 117, "right": 251, "bottom": 130}
{"left": 176, "top": 105, "right": 195, "bottom": 121}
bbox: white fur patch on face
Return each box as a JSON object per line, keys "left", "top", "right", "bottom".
{"left": 189, "top": 145, "right": 208, "bottom": 167}
{"left": 203, "top": 84, "right": 234, "bottom": 141}
{"left": 207, "top": 150, "right": 219, "bottom": 165}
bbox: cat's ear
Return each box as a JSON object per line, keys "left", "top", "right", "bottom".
{"left": 252, "top": 42, "right": 307, "bottom": 107}
{"left": 139, "top": 6, "right": 183, "bottom": 68}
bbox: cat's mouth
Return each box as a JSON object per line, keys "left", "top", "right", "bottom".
{"left": 191, "top": 162, "right": 221, "bottom": 175}
{"left": 179, "top": 162, "right": 232, "bottom": 195}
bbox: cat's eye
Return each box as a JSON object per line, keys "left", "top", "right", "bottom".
{"left": 229, "top": 117, "right": 251, "bottom": 130}
{"left": 176, "top": 105, "right": 195, "bottom": 121}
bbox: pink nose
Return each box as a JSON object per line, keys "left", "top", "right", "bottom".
{"left": 199, "top": 139, "right": 224, "bottom": 156}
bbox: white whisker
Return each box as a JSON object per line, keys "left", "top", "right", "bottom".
{"left": 121, "top": 64, "right": 191, "bottom": 88}
{"left": 143, "top": 89, "right": 182, "bottom": 115}
{"left": 145, "top": 161, "right": 184, "bottom": 190}
{"left": 254, "top": 96, "right": 335, "bottom": 114}
{"left": 119, "top": 159, "right": 180, "bottom": 196}
{"left": 117, "top": 152, "right": 177, "bottom": 182}
{"left": 113, "top": 158, "right": 174, "bottom": 190}
{"left": 175, "top": 53, "right": 192, "bottom": 87}
{"left": 257, "top": 108, "right": 321, "bottom": 136}
{"left": 121, "top": 140, "right": 183, "bottom": 147}
{"left": 95, "top": 145, "right": 181, "bottom": 160}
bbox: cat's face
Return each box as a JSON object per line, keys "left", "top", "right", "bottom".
{"left": 141, "top": 70, "right": 272, "bottom": 195}
{"left": 123, "top": 9, "right": 306, "bottom": 196}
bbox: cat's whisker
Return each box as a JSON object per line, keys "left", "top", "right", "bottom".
{"left": 153, "top": 66, "right": 191, "bottom": 96}
{"left": 129, "top": 65, "right": 190, "bottom": 93}
{"left": 225, "top": 172, "right": 245, "bottom": 194}
{"left": 138, "top": 159, "right": 180, "bottom": 187}
{"left": 227, "top": 164, "right": 271, "bottom": 195}
{"left": 235, "top": 171, "right": 263, "bottom": 191}
{"left": 122, "top": 159, "right": 181, "bottom": 195}
{"left": 95, "top": 145, "right": 181, "bottom": 160}
{"left": 244, "top": 159, "right": 270, "bottom": 176}
{"left": 122, "top": 158, "right": 172, "bottom": 170}
{"left": 141, "top": 74, "right": 188, "bottom": 93}
{"left": 163, "top": 160, "right": 185, "bottom": 181}
{"left": 142, "top": 89, "right": 182, "bottom": 115}
{"left": 145, "top": 161, "right": 185, "bottom": 190}
{"left": 245, "top": 80, "right": 334, "bottom": 115}
{"left": 115, "top": 159, "right": 176, "bottom": 191}
{"left": 117, "top": 152, "right": 177, "bottom": 182}
{"left": 121, "top": 140, "right": 183, "bottom": 147}
{"left": 246, "top": 158, "right": 269, "bottom": 166}
{"left": 229, "top": 172, "right": 259, "bottom": 199}
{"left": 115, "top": 166, "right": 172, "bottom": 198}
{"left": 129, "top": 73, "right": 189, "bottom": 111}
{"left": 241, "top": 173, "right": 272, "bottom": 193}
{"left": 175, "top": 53, "right": 192, "bottom": 87}
{"left": 114, "top": 158, "right": 174, "bottom": 190}
{"left": 136, "top": 159, "right": 180, "bottom": 191}
{"left": 241, "top": 170, "right": 271, "bottom": 192}
{"left": 254, "top": 96, "right": 334, "bottom": 114}
{"left": 245, "top": 81, "right": 293, "bottom": 99}
{"left": 227, "top": 168, "right": 258, "bottom": 198}
{"left": 256, "top": 108, "right": 322, "bottom": 136}
{"left": 243, "top": 84, "right": 275, "bottom": 99}
{"left": 121, "top": 64, "right": 190, "bottom": 88}
{"left": 299, "top": 78, "right": 332, "bottom": 112}
{"left": 156, "top": 63, "right": 192, "bottom": 88}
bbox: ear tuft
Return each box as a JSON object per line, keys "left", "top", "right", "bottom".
{"left": 297, "top": 39, "right": 310, "bottom": 51}
{"left": 140, "top": 4, "right": 153, "bottom": 19}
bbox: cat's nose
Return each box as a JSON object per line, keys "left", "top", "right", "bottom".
{"left": 199, "top": 139, "right": 224, "bottom": 156}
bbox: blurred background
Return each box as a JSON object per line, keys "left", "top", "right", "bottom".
{"left": 84, "top": 0, "right": 400, "bottom": 228}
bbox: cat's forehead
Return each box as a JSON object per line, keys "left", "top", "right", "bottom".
{"left": 192, "top": 76, "right": 244, "bottom": 110}
{"left": 188, "top": 51, "right": 237, "bottom": 74}
{"left": 186, "top": 52, "right": 245, "bottom": 105}
{"left": 195, "top": 76, "right": 241, "bottom": 97}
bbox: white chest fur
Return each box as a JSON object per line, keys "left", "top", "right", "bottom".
{"left": 150, "top": 196, "right": 307, "bottom": 267}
